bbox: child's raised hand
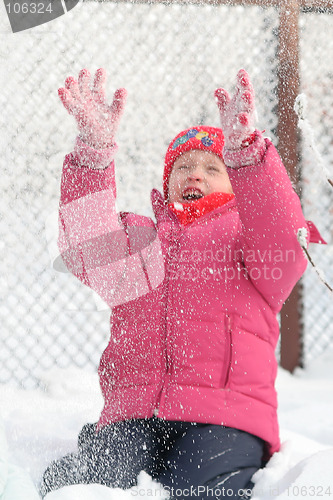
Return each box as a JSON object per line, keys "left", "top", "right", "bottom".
{"left": 215, "top": 69, "right": 257, "bottom": 151}
{"left": 58, "top": 68, "right": 127, "bottom": 149}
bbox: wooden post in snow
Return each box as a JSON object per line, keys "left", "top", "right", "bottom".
{"left": 276, "top": 0, "right": 304, "bottom": 372}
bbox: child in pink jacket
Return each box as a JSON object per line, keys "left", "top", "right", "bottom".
{"left": 41, "top": 70, "right": 310, "bottom": 499}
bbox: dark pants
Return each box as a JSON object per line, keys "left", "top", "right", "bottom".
{"left": 40, "top": 418, "right": 264, "bottom": 499}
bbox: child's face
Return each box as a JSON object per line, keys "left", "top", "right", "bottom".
{"left": 168, "top": 149, "right": 233, "bottom": 204}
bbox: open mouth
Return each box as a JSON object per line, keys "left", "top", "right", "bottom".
{"left": 182, "top": 188, "right": 204, "bottom": 201}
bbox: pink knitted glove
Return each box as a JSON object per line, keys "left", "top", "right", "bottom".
{"left": 214, "top": 69, "right": 257, "bottom": 151}
{"left": 58, "top": 68, "right": 127, "bottom": 150}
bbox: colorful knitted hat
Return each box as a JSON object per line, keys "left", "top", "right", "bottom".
{"left": 163, "top": 126, "right": 225, "bottom": 199}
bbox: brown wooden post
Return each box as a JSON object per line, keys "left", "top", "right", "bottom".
{"left": 276, "top": 0, "right": 304, "bottom": 372}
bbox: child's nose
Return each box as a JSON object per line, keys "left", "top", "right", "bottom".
{"left": 188, "top": 166, "right": 204, "bottom": 180}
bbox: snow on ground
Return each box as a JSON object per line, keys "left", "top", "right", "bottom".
{"left": 1, "top": 350, "right": 333, "bottom": 499}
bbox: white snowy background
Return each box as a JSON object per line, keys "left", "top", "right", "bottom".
{"left": 0, "top": 1, "right": 333, "bottom": 499}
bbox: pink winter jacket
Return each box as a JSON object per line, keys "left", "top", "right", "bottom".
{"left": 58, "top": 133, "right": 308, "bottom": 458}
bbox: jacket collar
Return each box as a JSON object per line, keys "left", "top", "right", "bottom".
{"left": 168, "top": 192, "right": 235, "bottom": 226}
{"left": 151, "top": 188, "right": 237, "bottom": 228}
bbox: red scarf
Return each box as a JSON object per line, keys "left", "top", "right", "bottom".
{"left": 168, "top": 192, "right": 235, "bottom": 226}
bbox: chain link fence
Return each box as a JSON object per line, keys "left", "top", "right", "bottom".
{"left": 299, "top": 11, "right": 333, "bottom": 364}
{"left": 0, "top": 1, "right": 332, "bottom": 388}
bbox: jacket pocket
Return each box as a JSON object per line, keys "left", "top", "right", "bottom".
{"left": 227, "top": 327, "right": 277, "bottom": 405}
{"left": 220, "top": 314, "right": 232, "bottom": 388}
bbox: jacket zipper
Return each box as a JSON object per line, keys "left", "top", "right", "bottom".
{"left": 221, "top": 314, "right": 232, "bottom": 388}
{"left": 154, "top": 234, "right": 179, "bottom": 416}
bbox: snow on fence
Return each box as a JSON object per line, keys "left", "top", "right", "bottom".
{"left": 0, "top": 2, "right": 332, "bottom": 388}
{"left": 299, "top": 11, "right": 333, "bottom": 363}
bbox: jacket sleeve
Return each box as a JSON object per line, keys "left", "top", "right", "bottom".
{"left": 225, "top": 131, "right": 308, "bottom": 311}
{"left": 57, "top": 139, "right": 164, "bottom": 308}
